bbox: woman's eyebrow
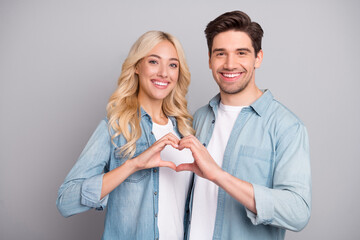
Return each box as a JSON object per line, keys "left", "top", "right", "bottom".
{"left": 148, "top": 54, "right": 179, "bottom": 62}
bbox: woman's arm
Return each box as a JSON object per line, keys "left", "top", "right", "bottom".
{"left": 100, "top": 132, "right": 179, "bottom": 199}
{"left": 56, "top": 120, "right": 111, "bottom": 217}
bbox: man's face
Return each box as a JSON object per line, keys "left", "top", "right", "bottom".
{"left": 209, "top": 30, "right": 263, "bottom": 95}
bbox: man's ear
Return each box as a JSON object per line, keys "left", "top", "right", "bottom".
{"left": 208, "top": 52, "right": 211, "bottom": 69}
{"left": 255, "top": 49, "right": 263, "bottom": 69}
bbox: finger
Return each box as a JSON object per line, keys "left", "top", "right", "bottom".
{"left": 164, "top": 132, "right": 180, "bottom": 141}
{"left": 179, "top": 136, "right": 202, "bottom": 149}
{"left": 157, "top": 139, "right": 179, "bottom": 150}
{"left": 157, "top": 135, "right": 179, "bottom": 148}
{"left": 159, "top": 133, "right": 180, "bottom": 143}
{"left": 159, "top": 160, "right": 176, "bottom": 171}
{"left": 178, "top": 140, "right": 200, "bottom": 153}
{"left": 180, "top": 134, "right": 199, "bottom": 142}
{"left": 176, "top": 163, "right": 195, "bottom": 172}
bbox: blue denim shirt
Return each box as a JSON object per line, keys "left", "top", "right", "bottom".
{"left": 189, "top": 90, "right": 311, "bottom": 240}
{"left": 56, "top": 109, "right": 191, "bottom": 240}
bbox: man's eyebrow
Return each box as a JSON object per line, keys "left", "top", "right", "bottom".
{"left": 212, "top": 48, "right": 225, "bottom": 53}
{"left": 148, "top": 54, "right": 179, "bottom": 62}
{"left": 212, "top": 48, "right": 252, "bottom": 53}
{"left": 237, "top": 48, "right": 252, "bottom": 53}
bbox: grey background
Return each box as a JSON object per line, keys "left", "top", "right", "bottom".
{"left": 1, "top": 0, "right": 359, "bottom": 239}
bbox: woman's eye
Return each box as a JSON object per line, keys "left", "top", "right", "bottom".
{"left": 170, "top": 63, "right": 178, "bottom": 68}
{"left": 149, "top": 60, "right": 158, "bottom": 64}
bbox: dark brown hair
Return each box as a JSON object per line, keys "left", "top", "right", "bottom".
{"left": 205, "top": 10, "right": 264, "bottom": 56}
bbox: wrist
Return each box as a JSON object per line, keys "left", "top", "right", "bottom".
{"left": 209, "top": 165, "right": 225, "bottom": 183}
{"left": 125, "top": 157, "right": 141, "bottom": 174}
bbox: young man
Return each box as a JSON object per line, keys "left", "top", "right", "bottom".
{"left": 177, "top": 11, "right": 311, "bottom": 240}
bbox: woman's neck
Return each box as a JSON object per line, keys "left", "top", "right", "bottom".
{"left": 139, "top": 98, "right": 168, "bottom": 125}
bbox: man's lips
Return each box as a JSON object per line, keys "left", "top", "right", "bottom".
{"left": 220, "top": 72, "right": 243, "bottom": 81}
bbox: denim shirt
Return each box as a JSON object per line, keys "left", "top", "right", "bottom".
{"left": 188, "top": 90, "right": 311, "bottom": 240}
{"left": 56, "top": 108, "right": 191, "bottom": 240}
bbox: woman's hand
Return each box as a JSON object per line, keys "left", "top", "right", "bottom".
{"left": 132, "top": 133, "right": 179, "bottom": 171}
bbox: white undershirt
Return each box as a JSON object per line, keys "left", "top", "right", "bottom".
{"left": 189, "top": 102, "right": 244, "bottom": 240}
{"left": 152, "top": 119, "right": 193, "bottom": 240}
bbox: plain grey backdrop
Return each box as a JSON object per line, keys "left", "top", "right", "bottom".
{"left": 1, "top": 0, "right": 359, "bottom": 239}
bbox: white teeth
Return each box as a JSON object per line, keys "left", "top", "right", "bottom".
{"left": 223, "top": 73, "right": 240, "bottom": 78}
{"left": 153, "top": 81, "right": 168, "bottom": 86}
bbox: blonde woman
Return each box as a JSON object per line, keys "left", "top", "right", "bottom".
{"left": 57, "top": 31, "right": 195, "bottom": 239}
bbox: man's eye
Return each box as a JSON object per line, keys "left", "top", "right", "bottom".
{"left": 170, "top": 63, "right": 178, "bottom": 68}
{"left": 238, "top": 52, "right": 246, "bottom": 55}
{"left": 216, "top": 52, "right": 225, "bottom": 56}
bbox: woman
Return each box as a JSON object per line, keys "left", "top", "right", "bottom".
{"left": 56, "top": 31, "right": 195, "bottom": 239}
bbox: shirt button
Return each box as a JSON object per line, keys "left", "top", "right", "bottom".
{"left": 151, "top": 131, "right": 154, "bottom": 135}
{"left": 153, "top": 169, "right": 157, "bottom": 173}
{"left": 155, "top": 213, "right": 158, "bottom": 217}
{"left": 203, "top": 143, "right": 206, "bottom": 147}
{"left": 154, "top": 191, "right": 157, "bottom": 195}
{"left": 212, "top": 120, "right": 215, "bottom": 124}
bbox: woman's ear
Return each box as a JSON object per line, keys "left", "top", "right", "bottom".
{"left": 135, "top": 65, "right": 139, "bottom": 74}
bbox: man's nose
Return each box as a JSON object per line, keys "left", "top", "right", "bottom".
{"left": 224, "top": 54, "right": 236, "bottom": 70}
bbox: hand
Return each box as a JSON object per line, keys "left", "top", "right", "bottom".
{"left": 133, "top": 133, "right": 179, "bottom": 171}
{"left": 176, "top": 135, "right": 222, "bottom": 181}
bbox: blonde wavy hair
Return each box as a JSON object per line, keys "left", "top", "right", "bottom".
{"left": 106, "top": 31, "right": 195, "bottom": 158}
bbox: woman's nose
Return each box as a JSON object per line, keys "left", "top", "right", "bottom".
{"left": 157, "top": 63, "right": 168, "bottom": 78}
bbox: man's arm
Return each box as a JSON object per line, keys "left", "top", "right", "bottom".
{"left": 177, "top": 123, "right": 311, "bottom": 231}
{"left": 176, "top": 135, "right": 257, "bottom": 213}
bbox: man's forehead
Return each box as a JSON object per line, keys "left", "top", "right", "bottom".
{"left": 212, "top": 30, "right": 253, "bottom": 50}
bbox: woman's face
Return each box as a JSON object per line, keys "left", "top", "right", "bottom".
{"left": 136, "top": 40, "right": 179, "bottom": 104}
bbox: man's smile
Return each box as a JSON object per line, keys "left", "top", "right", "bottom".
{"left": 220, "top": 72, "right": 243, "bottom": 81}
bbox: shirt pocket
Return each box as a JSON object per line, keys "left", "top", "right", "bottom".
{"left": 114, "top": 142, "right": 151, "bottom": 183}
{"left": 233, "top": 145, "right": 274, "bottom": 187}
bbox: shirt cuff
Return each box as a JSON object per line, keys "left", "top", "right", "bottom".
{"left": 81, "top": 173, "right": 108, "bottom": 210}
{"left": 246, "top": 184, "right": 274, "bottom": 225}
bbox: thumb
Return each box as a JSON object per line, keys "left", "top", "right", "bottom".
{"left": 176, "top": 163, "right": 195, "bottom": 172}
{"left": 159, "top": 160, "right": 176, "bottom": 171}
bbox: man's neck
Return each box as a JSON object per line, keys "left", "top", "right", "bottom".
{"left": 220, "top": 86, "right": 263, "bottom": 106}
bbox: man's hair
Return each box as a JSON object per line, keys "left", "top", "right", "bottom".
{"left": 205, "top": 10, "right": 264, "bottom": 57}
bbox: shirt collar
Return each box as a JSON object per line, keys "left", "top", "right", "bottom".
{"left": 140, "top": 107, "right": 176, "bottom": 127}
{"left": 250, "top": 89, "right": 273, "bottom": 117}
{"left": 209, "top": 89, "right": 273, "bottom": 117}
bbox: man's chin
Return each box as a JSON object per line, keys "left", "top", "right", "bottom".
{"left": 219, "top": 86, "right": 246, "bottom": 95}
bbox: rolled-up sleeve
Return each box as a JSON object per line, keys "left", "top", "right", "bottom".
{"left": 246, "top": 123, "right": 311, "bottom": 231}
{"left": 56, "top": 120, "right": 111, "bottom": 217}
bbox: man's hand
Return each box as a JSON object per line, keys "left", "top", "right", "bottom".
{"left": 176, "top": 135, "right": 257, "bottom": 213}
{"left": 176, "top": 135, "right": 223, "bottom": 181}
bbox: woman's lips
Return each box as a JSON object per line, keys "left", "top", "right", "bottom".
{"left": 151, "top": 79, "right": 169, "bottom": 88}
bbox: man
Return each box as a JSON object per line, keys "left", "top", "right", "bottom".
{"left": 177, "top": 10, "right": 311, "bottom": 240}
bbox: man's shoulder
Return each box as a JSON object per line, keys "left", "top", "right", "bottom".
{"left": 193, "top": 104, "right": 211, "bottom": 121}
{"left": 267, "top": 98, "right": 305, "bottom": 128}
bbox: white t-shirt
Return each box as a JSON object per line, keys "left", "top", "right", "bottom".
{"left": 189, "top": 103, "right": 244, "bottom": 240}
{"left": 152, "top": 119, "right": 194, "bottom": 240}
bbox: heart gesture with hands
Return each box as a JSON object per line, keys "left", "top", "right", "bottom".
{"left": 134, "top": 132, "right": 180, "bottom": 171}
{"left": 176, "top": 135, "right": 223, "bottom": 182}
